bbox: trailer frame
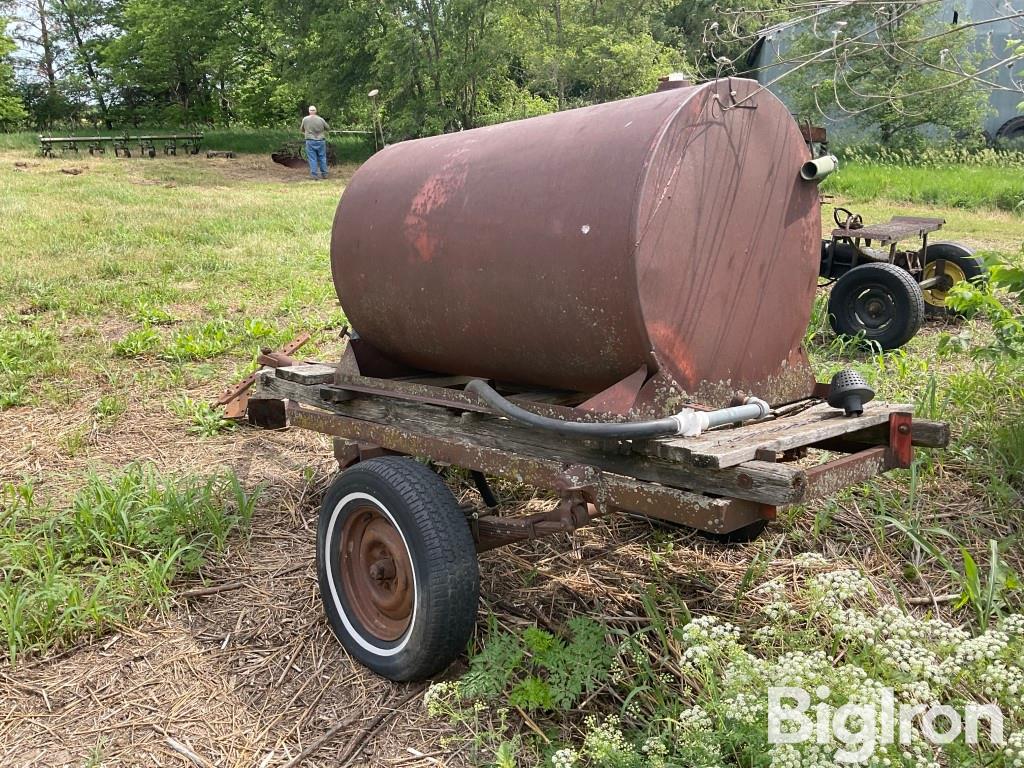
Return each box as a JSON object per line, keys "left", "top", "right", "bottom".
{"left": 241, "top": 352, "right": 948, "bottom": 680}
{"left": 250, "top": 363, "right": 947, "bottom": 547}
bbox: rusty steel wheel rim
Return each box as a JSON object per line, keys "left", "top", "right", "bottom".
{"left": 338, "top": 504, "right": 414, "bottom": 641}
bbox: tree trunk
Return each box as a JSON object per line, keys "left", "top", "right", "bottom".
{"left": 53, "top": 0, "right": 112, "bottom": 129}
{"left": 34, "top": 0, "right": 56, "bottom": 88}
{"left": 554, "top": 0, "right": 565, "bottom": 110}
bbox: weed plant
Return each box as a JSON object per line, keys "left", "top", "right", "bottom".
{"left": 431, "top": 564, "right": 1024, "bottom": 766}
{"left": 0, "top": 465, "right": 256, "bottom": 661}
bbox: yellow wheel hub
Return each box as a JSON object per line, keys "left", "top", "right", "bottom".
{"left": 921, "top": 260, "right": 967, "bottom": 308}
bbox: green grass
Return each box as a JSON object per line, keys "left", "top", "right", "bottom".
{"left": 825, "top": 146, "right": 1024, "bottom": 213}
{"left": 825, "top": 163, "right": 1024, "bottom": 213}
{"left": 0, "top": 148, "right": 346, "bottom": 411}
{"left": 0, "top": 465, "right": 256, "bottom": 661}
{"left": 0, "top": 149, "right": 335, "bottom": 663}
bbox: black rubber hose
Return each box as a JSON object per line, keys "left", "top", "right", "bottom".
{"left": 465, "top": 379, "right": 680, "bottom": 439}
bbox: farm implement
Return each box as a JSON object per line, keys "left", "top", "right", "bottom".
{"left": 241, "top": 351, "right": 948, "bottom": 681}
{"left": 39, "top": 132, "right": 204, "bottom": 158}
{"left": 800, "top": 125, "right": 985, "bottom": 350}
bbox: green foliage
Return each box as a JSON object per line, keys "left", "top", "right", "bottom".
{"left": 429, "top": 570, "right": 1024, "bottom": 767}
{"left": 0, "top": 324, "right": 62, "bottom": 409}
{"left": 955, "top": 541, "right": 1021, "bottom": 634}
{"left": 113, "top": 325, "right": 160, "bottom": 357}
{"left": 826, "top": 146, "right": 1024, "bottom": 213}
{"left": 460, "top": 617, "right": 615, "bottom": 713}
{"left": 170, "top": 395, "right": 235, "bottom": 437}
{"left": 92, "top": 393, "right": 127, "bottom": 422}
{"left": 783, "top": 3, "right": 990, "bottom": 146}
{"left": 132, "top": 300, "right": 174, "bottom": 326}
{"left": 0, "top": 20, "right": 25, "bottom": 129}
{"left": 660, "top": 0, "right": 787, "bottom": 78}
{"left": 7, "top": 0, "right": 687, "bottom": 133}
{"left": 0, "top": 465, "right": 256, "bottom": 660}
{"left": 942, "top": 247, "right": 1024, "bottom": 358}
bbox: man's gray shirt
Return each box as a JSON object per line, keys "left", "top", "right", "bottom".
{"left": 301, "top": 115, "right": 329, "bottom": 140}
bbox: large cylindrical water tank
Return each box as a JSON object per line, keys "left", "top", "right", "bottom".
{"left": 331, "top": 78, "right": 820, "bottom": 407}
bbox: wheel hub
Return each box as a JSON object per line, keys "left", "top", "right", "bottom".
{"left": 921, "top": 260, "right": 966, "bottom": 308}
{"left": 339, "top": 506, "right": 414, "bottom": 641}
{"left": 853, "top": 286, "right": 896, "bottom": 331}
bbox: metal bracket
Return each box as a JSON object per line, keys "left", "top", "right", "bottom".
{"left": 213, "top": 331, "right": 311, "bottom": 418}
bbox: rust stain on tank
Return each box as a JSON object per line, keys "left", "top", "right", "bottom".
{"left": 404, "top": 149, "right": 470, "bottom": 263}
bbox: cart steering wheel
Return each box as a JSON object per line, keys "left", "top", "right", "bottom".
{"left": 833, "top": 207, "right": 863, "bottom": 230}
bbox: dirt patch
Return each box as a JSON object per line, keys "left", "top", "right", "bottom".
{"left": 203, "top": 154, "right": 358, "bottom": 185}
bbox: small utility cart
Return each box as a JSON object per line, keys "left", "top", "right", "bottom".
{"left": 820, "top": 208, "right": 984, "bottom": 349}
{"left": 245, "top": 352, "right": 949, "bottom": 681}
{"left": 798, "top": 124, "right": 985, "bottom": 350}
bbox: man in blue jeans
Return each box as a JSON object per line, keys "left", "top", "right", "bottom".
{"left": 301, "top": 105, "right": 330, "bottom": 180}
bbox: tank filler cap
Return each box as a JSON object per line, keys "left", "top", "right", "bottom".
{"left": 826, "top": 369, "right": 875, "bottom": 417}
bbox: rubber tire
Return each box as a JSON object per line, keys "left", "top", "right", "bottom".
{"left": 828, "top": 262, "right": 924, "bottom": 350}
{"left": 995, "top": 116, "right": 1024, "bottom": 146}
{"left": 701, "top": 519, "right": 769, "bottom": 544}
{"left": 317, "top": 457, "right": 479, "bottom": 681}
{"left": 922, "top": 242, "right": 986, "bottom": 317}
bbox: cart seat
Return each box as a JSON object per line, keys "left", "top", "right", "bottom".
{"left": 831, "top": 216, "right": 944, "bottom": 245}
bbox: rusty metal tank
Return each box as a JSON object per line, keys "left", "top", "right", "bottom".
{"left": 331, "top": 78, "right": 821, "bottom": 409}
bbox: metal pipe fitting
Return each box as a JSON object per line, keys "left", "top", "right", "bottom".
{"left": 800, "top": 154, "right": 839, "bottom": 182}
{"left": 670, "top": 397, "right": 771, "bottom": 437}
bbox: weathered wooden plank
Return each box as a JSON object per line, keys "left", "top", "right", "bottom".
{"left": 804, "top": 446, "right": 889, "bottom": 500}
{"left": 254, "top": 372, "right": 808, "bottom": 505}
{"left": 322, "top": 373, "right": 919, "bottom": 472}
{"left": 274, "top": 364, "right": 337, "bottom": 385}
{"left": 812, "top": 419, "right": 949, "bottom": 451}
{"left": 330, "top": 374, "right": 631, "bottom": 421}
{"left": 639, "top": 401, "right": 913, "bottom": 469}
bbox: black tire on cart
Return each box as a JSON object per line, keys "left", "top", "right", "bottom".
{"left": 317, "top": 456, "right": 479, "bottom": 681}
{"left": 828, "top": 262, "right": 925, "bottom": 350}
{"left": 921, "top": 242, "right": 986, "bottom": 317}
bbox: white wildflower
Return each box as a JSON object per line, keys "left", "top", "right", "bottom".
{"left": 1003, "top": 614, "right": 1024, "bottom": 638}
{"left": 423, "top": 681, "right": 459, "bottom": 717}
{"left": 794, "top": 552, "right": 829, "bottom": 566}
{"left": 550, "top": 747, "right": 576, "bottom": 768}
{"left": 1004, "top": 732, "right": 1024, "bottom": 768}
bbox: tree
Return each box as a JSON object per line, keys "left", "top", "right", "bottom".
{"left": 52, "top": 0, "right": 114, "bottom": 127}
{"left": 660, "top": 0, "right": 785, "bottom": 78}
{"left": 103, "top": 0, "right": 279, "bottom": 125}
{"left": 513, "top": 0, "right": 683, "bottom": 110}
{"left": 781, "top": 2, "right": 990, "bottom": 145}
{"left": 5, "top": 0, "right": 73, "bottom": 126}
{"left": 0, "top": 21, "right": 26, "bottom": 127}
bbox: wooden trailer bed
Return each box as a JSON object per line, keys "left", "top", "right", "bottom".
{"left": 249, "top": 364, "right": 949, "bottom": 547}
